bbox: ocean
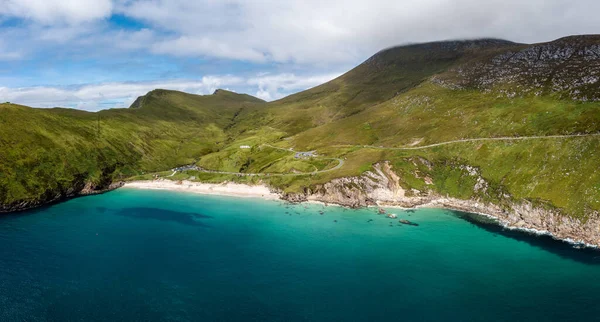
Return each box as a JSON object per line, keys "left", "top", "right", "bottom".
{"left": 1, "top": 188, "right": 600, "bottom": 321}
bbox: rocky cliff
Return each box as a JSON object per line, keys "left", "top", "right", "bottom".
{"left": 283, "top": 161, "right": 600, "bottom": 246}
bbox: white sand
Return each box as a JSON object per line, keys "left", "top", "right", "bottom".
{"left": 123, "top": 180, "right": 280, "bottom": 200}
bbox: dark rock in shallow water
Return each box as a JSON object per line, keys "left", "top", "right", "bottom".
{"left": 399, "top": 219, "right": 419, "bottom": 226}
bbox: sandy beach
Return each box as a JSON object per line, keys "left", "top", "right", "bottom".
{"left": 123, "top": 180, "right": 280, "bottom": 200}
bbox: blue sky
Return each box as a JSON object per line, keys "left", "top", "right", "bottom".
{"left": 0, "top": 0, "right": 597, "bottom": 111}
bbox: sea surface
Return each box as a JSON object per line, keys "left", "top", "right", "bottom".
{"left": 1, "top": 189, "right": 600, "bottom": 321}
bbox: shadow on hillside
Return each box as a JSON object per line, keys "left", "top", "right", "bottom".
{"left": 448, "top": 210, "right": 600, "bottom": 265}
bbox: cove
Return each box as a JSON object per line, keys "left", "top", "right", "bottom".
{"left": 1, "top": 189, "right": 599, "bottom": 321}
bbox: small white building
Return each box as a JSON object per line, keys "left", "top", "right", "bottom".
{"left": 240, "top": 145, "right": 251, "bottom": 149}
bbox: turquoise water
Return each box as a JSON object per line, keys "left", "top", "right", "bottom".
{"left": 1, "top": 189, "right": 600, "bottom": 321}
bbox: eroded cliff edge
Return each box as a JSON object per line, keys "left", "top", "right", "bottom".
{"left": 282, "top": 162, "right": 600, "bottom": 246}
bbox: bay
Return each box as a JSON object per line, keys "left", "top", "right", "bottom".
{"left": 1, "top": 189, "right": 599, "bottom": 321}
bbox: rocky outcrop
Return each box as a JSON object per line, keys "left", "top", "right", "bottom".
{"left": 79, "top": 181, "right": 124, "bottom": 196}
{"left": 283, "top": 162, "right": 429, "bottom": 208}
{"left": 425, "top": 198, "right": 600, "bottom": 246}
{"left": 0, "top": 180, "right": 124, "bottom": 213}
{"left": 433, "top": 35, "right": 600, "bottom": 101}
{"left": 283, "top": 162, "right": 434, "bottom": 208}
{"left": 282, "top": 161, "right": 600, "bottom": 246}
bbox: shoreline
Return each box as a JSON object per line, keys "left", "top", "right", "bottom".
{"left": 379, "top": 201, "right": 597, "bottom": 249}
{"left": 381, "top": 200, "right": 597, "bottom": 248}
{"left": 123, "top": 180, "right": 280, "bottom": 200}
{"left": 121, "top": 180, "right": 597, "bottom": 249}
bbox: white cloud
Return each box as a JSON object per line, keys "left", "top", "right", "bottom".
{"left": 0, "top": 0, "right": 598, "bottom": 66}
{"left": 151, "top": 36, "right": 267, "bottom": 62}
{"left": 247, "top": 73, "right": 341, "bottom": 101}
{"left": 254, "top": 89, "right": 272, "bottom": 101}
{"left": 0, "top": 73, "right": 339, "bottom": 110}
{"left": 0, "top": 76, "right": 244, "bottom": 110}
{"left": 116, "top": 0, "right": 600, "bottom": 64}
{"left": 0, "top": 0, "right": 113, "bottom": 24}
{"left": 1, "top": 0, "right": 597, "bottom": 66}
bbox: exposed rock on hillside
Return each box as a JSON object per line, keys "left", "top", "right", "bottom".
{"left": 283, "top": 162, "right": 414, "bottom": 208}
{"left": 433, "top": 35, "right": 600, "bottom": 101}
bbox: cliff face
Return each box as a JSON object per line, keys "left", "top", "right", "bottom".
{"left": 283, "top": 162, "right": 600, "bottom": 246}
{"left": 284, "top": 162, "right": 422, "bottom": 208}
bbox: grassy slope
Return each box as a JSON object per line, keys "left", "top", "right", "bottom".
{"left": 0, "top": 90, "right": 266, "bottom": 206}
{"left": 289, "top": 82, "right": 600, "bottom": 149}
{"left": 230, "top": 39, "right": 518, "bottom": 135}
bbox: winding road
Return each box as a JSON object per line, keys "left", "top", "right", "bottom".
{"left": 190, "top": 144, "right": 344, "bottom": 177}
{"left": 336, "top": 133, "right": 600, "bottom": 151}
{"left": 195, "top": 158, "right": 344, "bottom": 177}
{"left": 174, "top": 133, "right": 599, "bottom": 177}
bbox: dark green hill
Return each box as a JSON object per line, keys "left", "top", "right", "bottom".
{"left": 0, "top": 90, "right": 265, "bottom": 211}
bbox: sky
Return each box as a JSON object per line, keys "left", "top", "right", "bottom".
{"left": 0, "top": 0, "right": 597, "bottom": 111}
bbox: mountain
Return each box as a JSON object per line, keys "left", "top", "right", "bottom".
{"left": 2, "top": 35, "right": 600, "bottom": 244}
{"left": 234, "top": 38, "right": 518, "bottom": 133}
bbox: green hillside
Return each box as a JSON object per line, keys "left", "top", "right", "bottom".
{"left": 2, "top": 35, "right": 600, "bottom": 221}
{"left": 232, "top": 39, "right": 518, "bottom": 134}
{"left": 0, "top": 90, "right": 266, "bottom": 210}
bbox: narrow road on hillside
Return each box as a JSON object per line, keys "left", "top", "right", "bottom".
{"left": 196, "top": 157, "right": 344, "bottom": 177}
{"left": 261, "top": 144, "right": 294, "bottom": 152}
{"left": 187, "top": 143, "right": 344, "bottom": 177}
{"left": 337, "top": 133, "right": 600, "bottom": 151}
{"left": 171, "top": 133, "right": 597, "bottom": 178}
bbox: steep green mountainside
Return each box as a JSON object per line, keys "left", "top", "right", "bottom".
{"left": 285, "top": 35, "right": 600, "bottom": 149}
{"left": 289, "top": 82, "right": 600, "bottom": 150}
{"left": 0, "top": 90, "right": 265, "bottom": 210}
{"left": 231, "top": 39, "right": 518, "bottom": 134}
{"left": 2, "top": 35, "right": 600, "bottom": 222}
